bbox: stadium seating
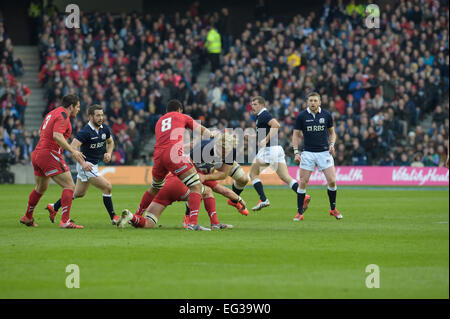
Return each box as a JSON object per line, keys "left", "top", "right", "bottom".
{"left": 32, "top": 0, "right": 449, "bottom": 166}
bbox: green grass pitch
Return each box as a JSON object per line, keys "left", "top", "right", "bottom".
{"left": 0, "top": 184, "right": 448, "bottom": 299}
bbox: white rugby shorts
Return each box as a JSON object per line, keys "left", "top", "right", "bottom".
{"left": 255, "top": 145, "right": 286, "bottom": 164}
{"left": 76, "top": 162, "right": 99, "bottom": 182}
{"left": 299, "top": 151, "right": 334, "bottom": 171}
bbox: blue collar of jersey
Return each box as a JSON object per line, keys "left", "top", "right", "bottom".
{"left": 257, "top": 108, "right": 267, "bottom": 116}
{"left": 88, "top": 121, "right": 103, "bottom": 133}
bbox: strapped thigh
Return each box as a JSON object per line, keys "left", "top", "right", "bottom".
{"left": 181, "top": 172, "right": 201, "bottom": 187}
{"left": 151, "top": 178, "right": 166, "bottom": 190}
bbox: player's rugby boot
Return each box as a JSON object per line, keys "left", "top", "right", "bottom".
{"left": 227, "top": 198, "right": 238, "bottom": 208}
{"left": 59, "top": 219, "right": 84, "bottom": 229}
{"left": 252, "top": 199, "right": 270, "bottom": 211}
{"left": 186, "top": 224, "right": 211, "bottom": 231}
{"left": 211, "top": 223, "right": 233, "bottom": 230}
{"left": 329, "top": 208, "right": 343, "bottom": 220}
{"left": 183, "top": 215, "right": 190, "bottom": 229}
{"left": 293, "top": 195, "right": 311, "bottom": 221}
{"left": 238, "top": 205, "right": 249, "bottom": 216}
{"left": 117, "top": 209, "right": 134, "bottom": 228}
{"left": 111, "top": 214, "right": 120, "bottom": 226}
{"left": 46, "top": 203, "right": 58, "bottom": 223}
{"left": 228, "top": 199, "right": 249, "bottom": 216}
{"left": 302, "top": 195, "right": 311, "bottom": 213}
{"left": 20, "top": 215, "right": 38, "bottom": 227}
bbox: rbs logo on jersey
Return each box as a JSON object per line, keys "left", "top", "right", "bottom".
{"left": 90, "top": 141, "right": 105, "bottom": 149}
{"left": 306, "top": 125, "right": 325, "bottom": 132}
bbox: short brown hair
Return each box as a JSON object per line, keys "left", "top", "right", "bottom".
{"left": 88, "top": 104, "right": 103, "bottom": 116}
{"left": 166, "top": 99, "right": 183, "bottom": 113}
{"left": 307, "top": 92, "right": 321, "bottom": 99}
{"left": 251, "top": 96, "right": 265, "bottom": 105}
{"left": 61, "top": 94, "right": 80, "bottom": 108}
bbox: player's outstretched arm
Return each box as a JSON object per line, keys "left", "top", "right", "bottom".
{"left": 292, "top": 129, "right": 302, "bottom": 164}
{"left": 203, "top": 163, "right": 232, "bottom": 182}
{"left": 212, "top": 184, "right": 246, "bottom": 209}
{"left": 193, "top": 124, "right": 216, "bottom": 140}
{"left": 53, "top": 132, "right": 85, "bottom": 164}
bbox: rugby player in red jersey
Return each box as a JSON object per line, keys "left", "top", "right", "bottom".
{"left": 117, "top": 172, "right": 245, "bottom": 230}
{"left": 133, "top": 99, "right": 214, "bottom": 231}
{"left": 20, "top": 94, "right": 88, "bottom": 229}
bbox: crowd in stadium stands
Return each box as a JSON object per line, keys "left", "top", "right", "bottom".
{"left": 2, "top": 0, "right": 449, "bottom": 168}
{"left": 0, "top": 15, "right": 32, "bottom": 165}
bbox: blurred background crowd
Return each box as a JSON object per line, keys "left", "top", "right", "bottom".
{"left": 1, "top": 0, "right": 449, "bottom": 167}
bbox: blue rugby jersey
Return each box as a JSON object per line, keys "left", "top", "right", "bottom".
{"left": 294, "top": 107, "right": 333, "bottom": 152}
{"left": 75, "top": 122, "right": 111, "bottom": 165}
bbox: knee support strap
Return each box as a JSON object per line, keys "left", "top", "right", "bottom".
{"left": 151, "top": 178, "right": 166, "bottom": 190}
{"left": 182, "top": 172, "right": 201, "bottom": 187}
{"left": 144, "top": 212, "right": 158, "bottom": 224}
{"left": 230, "top": 163, "right": 245, "bottom": 181}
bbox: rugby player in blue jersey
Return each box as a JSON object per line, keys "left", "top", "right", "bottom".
{"left": 292, "top": 92, "right": 343, "bottom": 221}
{"left": 248, "top": 96, "right": 310, "bottom": 216}
{"left": 46, "top": 104, "right": 119, "bottom": 225}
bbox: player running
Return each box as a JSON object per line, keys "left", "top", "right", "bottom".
{"left": 191, "top": 133, "right": 249, "bottom": 216}
{"left": 292, "top": 92, "right": 342, "bottom": 221}
{"left": 20, "top": 94, "right": 86, "bottom": 229}
{"left": 117, "top": 172, "right": 244, "bottom": 230}
{"left": 248, "top": 96, "right": 310, "bottom": 215}
{"left": 134, "top": 99, "right": 214, "bottom": 231}
{"left": 46, "top": 104, "right": 119, "bottom": 225}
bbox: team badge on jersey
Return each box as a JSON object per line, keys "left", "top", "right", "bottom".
{"left": 319, "top": 118, "right": 325, "bottom": 124}
{"left": 102, "top": 133, "right": 106, "bottom": 140}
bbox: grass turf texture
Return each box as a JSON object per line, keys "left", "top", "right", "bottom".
{"left": 0, "top": 184, "right": 448, "bottom": 299}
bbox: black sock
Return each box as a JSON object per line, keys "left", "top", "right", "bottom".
{"left": 327, "top": 189, "right": 337, "bottom": 210}
{"left": 231, "top": 183, "right": 244, "bottom": 203}
{"left": 297, "top": 192, "right": 306, "bottom": 214}
{"left": 291, "top": 182, "right": 299, "bottom": 193}
{"left": 53, "top": 198, "right": 62, "bottom": 211}
{"left": 103, "top": 195, "right": 116, "bottom": 219}
{"left": 253, "top": 181, "right": 267, "bottom": 202}
{"left": 185, "top": 203, "right": 190, "bottom": 216}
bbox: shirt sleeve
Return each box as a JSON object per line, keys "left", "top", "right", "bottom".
{"left": 327, "top": 112, "right": 334, "bottom": 128}
{"left": 75, "top": 129, "right": 89, "bottom": 143}
{"left": 53, "top": 113, "right": 69, "bottom": 134}
{"left": 184, "top": 114, "right": 199, "bottom": 131}
{"left": 104, "top": 125, "right": 111, "bottom": 139}
{"left": 294, "top": 114, "right": 303, "bottom": 130}
{"left": 263, "top": 111, "right": 273, "bottom": 125}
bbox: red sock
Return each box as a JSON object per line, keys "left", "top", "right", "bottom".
{"left": 60, "top": 189, "right": 74, "bottom": 223}
{"left": 25, "top": 189, "right": 43, "bottom": 219}
{"left": 136, "top": 190, "right": 154, "bottom": 216}
{"left": 131, "top": 214, "right": 146, "bottom": 228}
{"left": 188, "top": 192, "right": 202, "bottom": 225}
{"left": 204, "top": 197, "right": 219, "bottom": 224}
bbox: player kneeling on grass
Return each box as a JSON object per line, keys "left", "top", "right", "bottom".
{"left": 118, "top": 172, "right": 245, "bottom": 230}
{"left": 46, "top": 105, "right": 119, "bottom": 225}
{"left": 190, "top": 132, "right": 249, "bottom": 217}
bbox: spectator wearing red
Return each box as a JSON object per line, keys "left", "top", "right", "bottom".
{"left": 14, "top": 80, "right": 31, "bottom": 125}
{"left": 334, "top": 95, "right": 346, "bottom": 115}
{"left": 112, "top": 117, "right": 128, "bottom": 135}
